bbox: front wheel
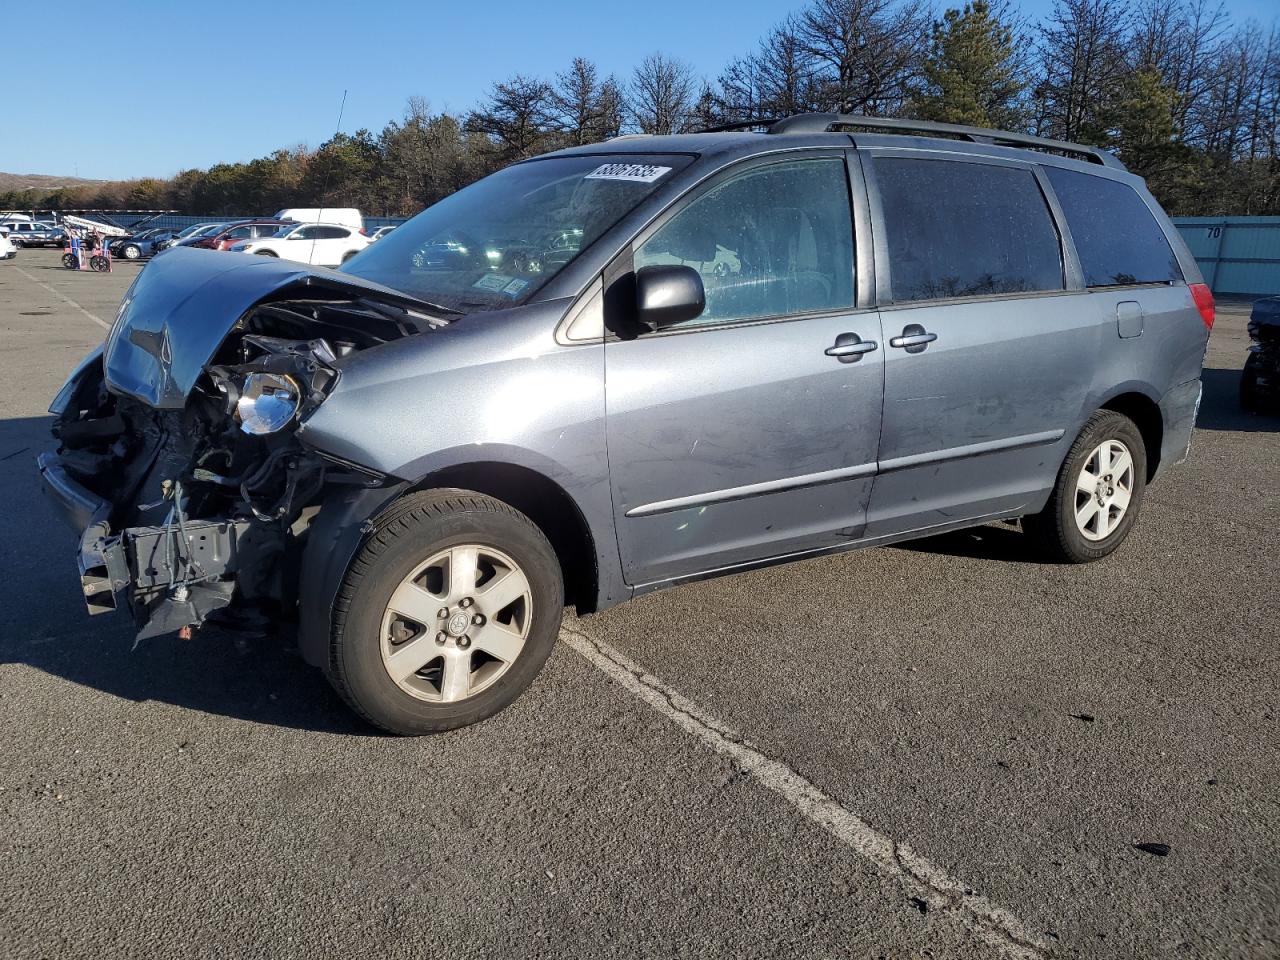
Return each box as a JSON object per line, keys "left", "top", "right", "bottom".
{"left": 121, "top": 244, "right": 141, "bottom": 260}
{"left": 61, "top": 252, "right": 78, "bottom": 269}
{"left": 1023, "top": 410, "right": 1147, "bottom": 563}
{"left": 326, "top": 489, "right": 564, "bottom": 735}
{"left": 255, "top": 249, "right": 278, "bottom": 257}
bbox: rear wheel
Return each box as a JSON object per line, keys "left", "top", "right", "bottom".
{"left": 61, "top": 252, "right": 78, "bottom": 269}
{"left": 327, "top": 489, "right": 563, "bottom": 735}
{"left": 1023, "top": 410, "right": 1146, "bottom": 563}
{"left": 10, "top": 238, "right": 22, "bottom": 249}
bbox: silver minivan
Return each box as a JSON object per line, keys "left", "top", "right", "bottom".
{"left": 40, "top": 114, "right": 1213, "bottom": 734}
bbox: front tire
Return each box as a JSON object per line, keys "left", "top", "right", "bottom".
{"left": 327, "top": 489, "right": 564, "bottom": 735}
{"left": 121, "top": 244, "right": 141, "bottom": 260}
{"left": 1023, "top": 410, "right": 1147, "bottom": 563}
{"left": 1240, "top": 355, "right": 1263, "bottom": 412}
{"left": 254, "top": 249, "right": 278, "bottom": 257}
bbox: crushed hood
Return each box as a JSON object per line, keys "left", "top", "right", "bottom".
{"left": 102, "top": 248, "right": 434, "bottom": 408}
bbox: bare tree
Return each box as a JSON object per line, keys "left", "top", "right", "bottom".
{"left": 1034, "top": 0, "right": 1131, "bottom": 142}
{"left": 465, "top": 74, "right": 558, "bottom": 161}
{"left": 629, "top": 53, "right": 698, "bottom": 134}
{"left": 793, "top": 0, "right": 932, "bottom": 115}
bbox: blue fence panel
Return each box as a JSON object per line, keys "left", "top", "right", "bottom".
{"left": 1173, "top": 217, "right": 1280, "bottom": 297}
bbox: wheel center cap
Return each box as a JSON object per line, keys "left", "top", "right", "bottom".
{"left": 447, "top": 611, "right": 470, "bottom": 636}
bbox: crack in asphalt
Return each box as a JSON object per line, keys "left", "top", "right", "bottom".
{"left": 560, "top": 624, "right": 1053, "bottom": 960}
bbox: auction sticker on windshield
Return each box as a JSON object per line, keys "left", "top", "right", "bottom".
{"left": 584, "top": 163, "right": 672, "bottom": 183}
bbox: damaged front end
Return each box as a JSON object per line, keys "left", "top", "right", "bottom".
{"left": 38, "top": 249, "right": 441, "bottom": 642}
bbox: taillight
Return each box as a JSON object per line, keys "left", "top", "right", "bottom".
{"left": 1190, "top": 282, "right": 1214, "bottom": 330}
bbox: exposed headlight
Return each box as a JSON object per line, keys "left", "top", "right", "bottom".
{"left": 236, "top": 372, "right": 301, "bottom": 435}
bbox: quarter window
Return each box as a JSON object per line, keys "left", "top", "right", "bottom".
{"left": 873, "top": 157, "right": 1064, "bottom": 303}
{"left": 1044, "top": 166, "right": 1182, "bottom": 287}
{"left": 634, "top": 158, "right": 854, "bottom": 327}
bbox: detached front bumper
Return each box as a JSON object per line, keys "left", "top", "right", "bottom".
{"left": 38, "top": 451, "right": 247, "bottom": 637}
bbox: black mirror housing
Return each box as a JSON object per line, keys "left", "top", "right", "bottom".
{"left": 635, "top": 264, "right": 705, "bottom": 329}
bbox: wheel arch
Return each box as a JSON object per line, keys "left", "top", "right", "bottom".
{"left": 408, "top": 461, "right": 600, "bottom": 615}
{"left": 1097, "top": 388, "right": 1163, "bottom": 482}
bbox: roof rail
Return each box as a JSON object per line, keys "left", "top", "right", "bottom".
{"left": 766, "top": 113, "right": 1125, "bottom": 170}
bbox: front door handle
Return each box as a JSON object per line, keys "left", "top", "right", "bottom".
{"left": 825, "top": 332, "right": 878, "bottom": 363}
{"left": 888, "top": 323, "right": 938, "bottom": 354}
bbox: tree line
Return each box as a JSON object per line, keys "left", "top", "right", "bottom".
{"left": 4, "top": 0, "right": 1277, "bottom": 218}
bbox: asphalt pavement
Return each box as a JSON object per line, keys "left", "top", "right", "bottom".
{"left": 1, "top": 247, "right": 1276, "bottom": 958}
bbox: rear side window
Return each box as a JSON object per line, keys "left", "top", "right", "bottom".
{"left": 634, "top": 158, "right": 854, "bottom": 327}
{"left": 873, "top": 157, "right": 1063, "bottom": 303}
{"left": 1044, "top": 167, "right": 1182, "bottom": 287}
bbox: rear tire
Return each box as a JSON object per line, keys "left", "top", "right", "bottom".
{"left": 327, "top": 489, "right": 564, "bottom": 735}
{"left": 1023, "top": 410, "right": 1147, "bottom": 563}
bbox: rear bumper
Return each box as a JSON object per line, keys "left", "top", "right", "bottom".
{"left": 1158, "top": 377, "right": 1202, "bottom": 475}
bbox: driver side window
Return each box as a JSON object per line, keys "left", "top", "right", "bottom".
{"left": 633, "top": 158, "right": 855, "bottom": 328}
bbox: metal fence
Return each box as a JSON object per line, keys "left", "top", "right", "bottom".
{"left": 1173, "top": 217, "right": 1280, "bottom": 297}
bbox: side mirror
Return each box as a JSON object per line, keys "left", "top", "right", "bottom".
{"left": 635, "top": 264, "right": 705, "bottom": 329}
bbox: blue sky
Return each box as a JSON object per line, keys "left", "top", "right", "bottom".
{"left": 6, "top": 0, "right": 1277, "bottom": 181}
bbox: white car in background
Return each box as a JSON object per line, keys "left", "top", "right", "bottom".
{"left": 0, "top": 229, "right": 16, "bottom": 261}
{"left": 230, "top": 222, "right": 370, "bottom": 266}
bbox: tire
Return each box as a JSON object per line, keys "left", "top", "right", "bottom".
{"left": 1022, "top": 410, "right": 1147, "bottom": 563}
{"left": 61, "top": 252, "right": 78, "bottom": 269}
{"left": 10, "top": 238, "right": 22, "bottom": 248}
{"left": 121, "top": 244, "right": 141, "bottom": 260}
{"left": 89, "top": 255, "right": 110, "bottom": 273}
{"left": 341, "top": 250, "right": 358, "bottom": 264}
{"left": 327, "top": 489, "right": 564, "bottom": 735}
{"left": 1240, "top": 355, "right": 1262, "bottom": 412}
{"left": 254, "top": 249, "right": 278, "bottom": 257}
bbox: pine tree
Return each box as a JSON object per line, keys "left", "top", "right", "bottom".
{"left": 911, "top": 1, "right": 1025, "bottom": 129}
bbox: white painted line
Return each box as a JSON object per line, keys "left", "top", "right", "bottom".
{"left": 13, "top": 265, "right": 112, "bottom": 331}
{"left": 562, "top": 627, "right": 1050, "bottom": 960}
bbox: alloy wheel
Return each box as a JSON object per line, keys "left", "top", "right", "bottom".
{"left": 379, "top": 544, "right": 532, "bottom": 703}
{"left": 1073, "top": 439, "right": 1134, "bottom": 541}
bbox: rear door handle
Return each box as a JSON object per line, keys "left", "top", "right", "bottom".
{"left": 825, "top": 332, "right": 878, "bottom": 363}
{"left": 888, "top": 323, "right": 938, "bottom": 353}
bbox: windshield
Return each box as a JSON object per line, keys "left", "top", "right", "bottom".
{"left": 341, "top": 153, "right": 692, "bottom": 311}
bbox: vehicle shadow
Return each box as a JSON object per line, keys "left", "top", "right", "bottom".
{"left": 1196, "top": 366, "right": 1279, "bottom": 432}
{"left": 0, "top": 414, "right": 377, "bottom": 735}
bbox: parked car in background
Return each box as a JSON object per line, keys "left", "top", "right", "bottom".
{"left": 0, "top": 228, "right": 15, "bottom": 260}
{"left": 275, "top": 208, "right": 364, "bottom": 232}
{"left": 187, "top": 220, "right": 287, "bottom": 251}
{"left": 1241, "top": 296, "right": 1279, "bottom": 412}
{"left": 110, "top": 228, "right": 182, "bottom": 261}
{"left": 230, "top": 222, "right": 369, "bottom": 266}
{"left": 157, "top": 222, "right": 226, "bottom": 251}
{"left": 369, "top": 225, "right": 397, "bottom": 242}
{"left": 1, "top": 220, "right": 65, "bottom": 247}
{"left": 169, "top": 223, "right": 231, "bottom": 250}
